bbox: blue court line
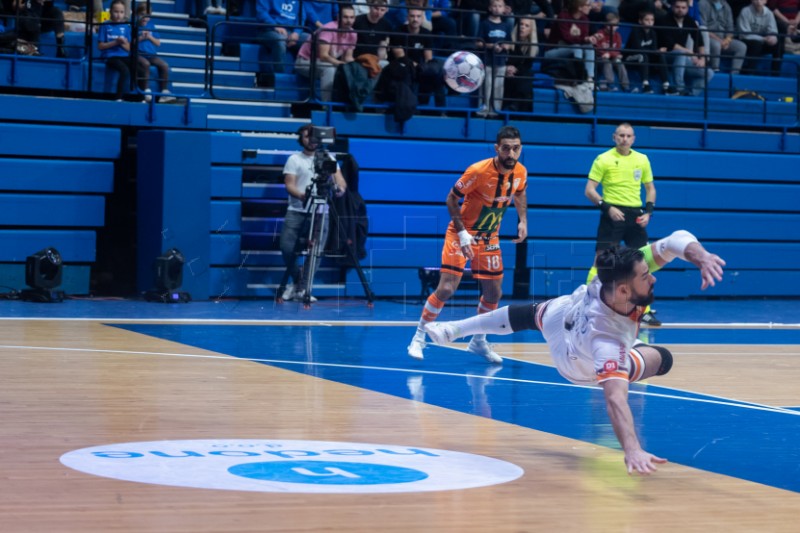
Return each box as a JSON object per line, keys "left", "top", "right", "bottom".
{"left": 111, "top": 323, "right": 800, "bottom": 493}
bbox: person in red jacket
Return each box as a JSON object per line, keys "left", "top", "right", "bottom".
{"left": 544, "top": 0, "right": 597, "bottom": 83}
{"left": 593, "top": 12, "right": 630, "bottom": 91}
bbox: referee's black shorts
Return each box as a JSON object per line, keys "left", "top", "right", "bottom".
{"left": 594, "top": 206, "right": 648, "bottom": 252}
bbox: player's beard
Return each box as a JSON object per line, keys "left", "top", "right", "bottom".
{"left": 630, "top": 286, "right": 655, "bottom": 307}
{"left": 500, "top": 157, "right": 516, "bottom": 170}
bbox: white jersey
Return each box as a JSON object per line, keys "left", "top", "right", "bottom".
{"left": 539, "top": 279, "right": 643, "bottom": 385}
{"left": 283, "top": 152, "right": 316, "bottom": 213}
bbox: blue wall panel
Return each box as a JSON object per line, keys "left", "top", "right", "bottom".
{"left": 211, "top": 166, "right": 243, "bottom": 197}
{"left": 211, "top": 201, "right": 242, "bottom": 232}
{"left": 0, "top": 122, "right": 120, "bottom": 159}
{"left": 0, "top": 194, "right": 105, "bottom": 226}
{"left": 0, "top": 230, "right": 96, "bottom": 262}
{"left": 0, "top": 159, "right": 114, "bottom": 192}
{"left": 210, "top": 233, "right": 242, "bottom": 265}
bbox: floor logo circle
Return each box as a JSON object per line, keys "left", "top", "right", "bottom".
{"left": 60, "top": 439, "right": 523, "bottom": 493}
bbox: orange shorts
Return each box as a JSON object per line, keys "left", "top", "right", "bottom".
{"left": 440, "top": 229, "right": 503, "bottom": 280}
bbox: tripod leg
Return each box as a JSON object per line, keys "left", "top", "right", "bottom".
{"left": 301, "top": 204, "right": 327, "bottom": 306}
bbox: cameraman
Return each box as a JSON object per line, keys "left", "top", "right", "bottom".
{"left": 280, "top": 124, "right": 347, "bottom": 301}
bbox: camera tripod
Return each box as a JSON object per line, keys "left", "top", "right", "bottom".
{"left": 276, "top": 187, "right": 374, "bottom": 308}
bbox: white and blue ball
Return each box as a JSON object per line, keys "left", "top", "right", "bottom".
{"left": 443, "top": 51, "right": 485, "bottom": 94}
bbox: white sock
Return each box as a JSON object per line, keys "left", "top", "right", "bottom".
{"left": 452, "top": 307, "right": 513, "bottom": 338}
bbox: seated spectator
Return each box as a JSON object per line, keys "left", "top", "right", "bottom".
{"left": 588, "top": 0, "right": 620, "bottom": 32}
{"left": 623, "top": 9, "right": 669, "bottom": 92}
{"left": 504, "top": 16, "right": 539, "bottom": 112}
{"left": 389, "top": 7, "right": 447, "bottom": 109}
{"left": 657, "top": 0, "right": 714, "bottom": 95}
{"left": 352, "top": 0, "right": 393, "bottom": 62}
{"left": 430, "top": 0, "right": 458, "bottom": 50}
{"left": 768, "top": 0, "right": 800, "bottom": 45}
{"left": 699, "top": 0, "right": 747, "bottom": 73}
{"left": 11, "top": 0, "right": 67, "bottom": 57}
{"left": 295, "top": 4, "right": 357, "bottom": 101}
{"left": 457, "top": 0, "right": 489, "bottom": 38}
{"left": 618, "top": 0, "right": 668, "bottom": 23}
{"left": 256, "top": 0, "right": 307, "bottom": 76}
{"left": 98, "top": 0, "right": 147, "bottom": 101}
{"left": 737, "top": 0, "right": 784, "bottom": 75}
{"left": 136, "top": 3, "right": 175, "bottom": 103}
{"left": 476, "top": 0, "right": 513, "bottom": 116}
{"left": 593, "top": 11, "right": 630, "bottom": 90}
{"left": 544, "top": 0, "right": 597, "bottom": 85}
{"left": 303, "top": 0, "right": 339, "bottom": 30}
{"left": 387, "top": 0, "right": 432, "bottom": 31}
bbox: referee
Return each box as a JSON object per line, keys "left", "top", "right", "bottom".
{"left": 584, "top": 122, "right": 660, "bottom": 326}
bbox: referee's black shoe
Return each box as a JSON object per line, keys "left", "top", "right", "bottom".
{"left": 640, "top": 310, "right": 662, "bottom": 327}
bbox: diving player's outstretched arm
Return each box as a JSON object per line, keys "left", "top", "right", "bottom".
{"left": 643, "top": 230, "right": 726, "bottom": 289}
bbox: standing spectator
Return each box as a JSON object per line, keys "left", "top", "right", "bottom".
{"left": 657, "top": 0, "right": 714, "bottom": 95}
{"left": 390, "top": 8, "right": 448, "bottom": 108}
{"left": 504, "top": 16, "right": 539, "bottom": 112}
{"left": 98, "top": 0, "right": 147, "bottom": 101}
{"left": 545, "top": 0, "right": 598, "bottom": 85}
{"left": 593, "top": 11, "right": 630, "bottom": 90}
{"left": 699, "top": 0, "right": 747, "bottom": 73}
{"left": 136, "top": 3, "right": 175, "bottom": 103}
{"left": 737, "top": 0, "right": 784, "bottom": 75}
{"left": 584, "top": 122, "right": 660, "bottom": 326}
{"left": 11, "top": 0, "right": 67, "bottom": 57}
{"left": 476, "top": 0, "right": 513, "bottom": 116}
{"left": 295, "top": 4, "right": 357, "bottom": 101}
{"left": 256, "top": 0, "right": 306, "bottom": 76}
{"left": 280, "top": 124, "right": 348, "bottom": 302}
{"left": 623, "top": 9, "right": 669, "bottom": 92}
{"left": 407, "top": 126, "right": 528, "bottom": 361}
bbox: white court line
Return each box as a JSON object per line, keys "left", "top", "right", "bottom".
{"left": 1, "top": 343, "right": 797, "bottom": 417}
{"left": 0, "top": 317, "right": 799, "bottom": 329}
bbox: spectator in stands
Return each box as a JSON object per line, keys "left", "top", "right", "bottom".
{"left": 769, "top": 0, "right": 800, "bottom": 47}
{"left": 389, "top": 7, "right": 448, "bottom": 109}
{"left": 504, "top": 16, "right": 539, "bottom": 112}
{"left": 430, "top": 0, "right": 459, "bottom": 50}
{"left": 280, "top": 124, "right": 347, "bottom": 302}
{"left": 295, "top": 4, "right": 357, "bottom": 101}
{"left": 387, "top": 0, "right": 433, "bottom": 31}
{"left": 588, "top": 0, "right": 620, "bottom": 32}
{"left": 98, "top": 0, "right": 147, "bottom": 101}
{"left": 303, "top": 0, "right": 338, "bottom": 30}
{"left": 136, "top": 3, "right": 176, "bottom": 103}
{"left": 699, "top": 0, "right": 747, "bottom": 73}
{"left": 657, "top": 0, "right": 714, "bottom": 95}
{"left": 476, "top": 0, "right": 513, "bottom": 116}
{"left": 593, "top": 11, "right": 630, "bottom": 90}
{"left": 544, "top": 0, "right": 597, "bottom": 85}
{"left": 407, "top": 125, "right": 528, "bottom": 362}
{"left": 456, "top": 0, "right": 489, "bottom": 38}
{"left": 623, "top": 9, "right": 669, "bottom": 92}
{"left": 10, "top": 0, "right": 67, "bottom": 57}
{"left": 352, "top": 0, "right": 392, "bottom": 61}
{"left": 584, "top": 122, "right": 660, "bottom": 326}
{"left": 737, "top": 0, "right": 784, "bottom": 74}
{"left": 256, "top": 0, "right": 307, "bottom": 77}
{"left": 618, "top": 0, "right": 667, "bottom": 23}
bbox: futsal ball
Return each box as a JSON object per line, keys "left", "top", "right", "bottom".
{"left": 443, "top": 51, "right": 485, "bottom": 94}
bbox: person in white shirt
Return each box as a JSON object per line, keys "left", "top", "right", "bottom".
{"left": 425, "top": 229, "right": 726, "bottom": 475}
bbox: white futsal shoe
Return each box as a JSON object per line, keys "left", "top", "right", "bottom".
{"left": 424, "top": 322, "right": 462, "bottom": 345}
{"left": 407, "top": 331, "right": 427, "bottom": 360}
{"left": 466, "top": 337, "right": 503, "bottom": 365}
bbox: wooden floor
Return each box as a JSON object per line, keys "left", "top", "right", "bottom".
{"left": 2, "top": 318, "right": 799, "bottom": 532}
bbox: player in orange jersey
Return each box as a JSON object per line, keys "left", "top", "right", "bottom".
{"left": 408, "top": 126, "right": 528, "bottom": 362}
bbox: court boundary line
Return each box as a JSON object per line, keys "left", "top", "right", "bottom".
{"left": 1, "top": 343, "right": 797, "bottom": 417}
{"left": 0, "top": 317, "right": 798, "bottom": 329}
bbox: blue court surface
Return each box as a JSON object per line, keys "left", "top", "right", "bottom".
{"left": 4, "top": 296, "right": 800, "bottom": 493}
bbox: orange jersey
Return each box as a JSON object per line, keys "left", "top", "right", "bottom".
{"left": 450, "top": 158, "right": 528, "bottom": 239}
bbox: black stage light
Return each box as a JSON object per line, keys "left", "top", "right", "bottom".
{"left": 21, "top": 247, "right": 65, "bottom": 303}
{"left": 144, "top": 248, "right": 191, "bottom": 303}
